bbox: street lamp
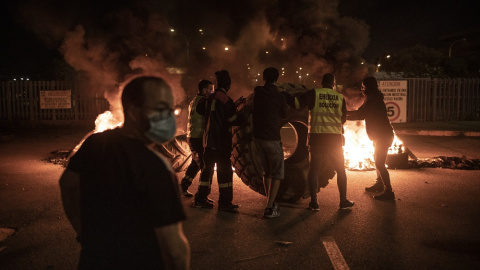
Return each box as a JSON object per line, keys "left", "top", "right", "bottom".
{"left": 448, "top": 38, "right": 466, "bottom": 58}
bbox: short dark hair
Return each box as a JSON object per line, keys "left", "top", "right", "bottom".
{"left": 263, "top": 67, "right": 279, "bottom": 83}
{"left": 121, "top": 76, "right": 169, "bottom": 110}
{"left": 198, "top": 79, "right": 213, "bottom": 93}
{"left": 322, "top": 73, "right": 335, "bottom": 88}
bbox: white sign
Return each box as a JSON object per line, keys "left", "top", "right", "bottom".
{"left": 378, "top": 81, "right": 407, "bottom": 123}
{"left": 40, "top": 90, "right": 72, "bottom": 109}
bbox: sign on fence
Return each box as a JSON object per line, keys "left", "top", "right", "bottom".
{"left": 40, "top": 90, "right": 72, "bottom": 109}
{"left": 379, "top": 81, "right": 407, "bottom": 123}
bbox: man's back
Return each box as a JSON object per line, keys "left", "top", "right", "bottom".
{"left": 252, "top": 83, "right": 288, "bottom": 141}
{"left": 301, "top": 87, "right": 346, "bottom": 151}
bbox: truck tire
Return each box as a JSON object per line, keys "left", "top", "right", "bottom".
{"left": 231, "top": 83, "right": 335, "bottom": 203}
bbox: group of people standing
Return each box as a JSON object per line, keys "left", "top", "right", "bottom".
{"left": 180, "top": 67, "right": 290, "bottom": 218}
{"left": 181, "top": 67, "right": 396, "bottom": 219}
{"left": 59, "top": 69, "right": 396, "bottom": 269}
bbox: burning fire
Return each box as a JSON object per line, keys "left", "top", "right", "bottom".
{"left": 94, "top": 110, "right": 123, "bottom": 133}
{"left": 85, "top": 111, "right": 404, "bottom": 172}
{"left": 343, "top": 120, "right": 404, "bottom": 170}
{"left": 93, "top": 107, "right": 181, "bottom": 134}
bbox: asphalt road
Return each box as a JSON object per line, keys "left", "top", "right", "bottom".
{"left": 0, "top": 128, "right": 479, "bottom": 269}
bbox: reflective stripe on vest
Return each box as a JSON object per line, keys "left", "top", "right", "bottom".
{"left": 187, "top": 95, "right": 205, "bottom": 138}
{"left": 309, "top": 88, "right": 343, "bottom": 134}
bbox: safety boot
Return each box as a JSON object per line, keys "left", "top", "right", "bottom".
{"left": 374, "top": 189, "right": 395, "bottom": 201}
{"left": 193, "top": 199, "right": 214, "bottom": 209}
{"left": 182, "top": 190, "right": 194, "bottom": 198}
{"left": 218, "top": 203, "right": 239, "bottom": 212}
{"left": 365, "top": 179, "right": 384, "bottom": 193}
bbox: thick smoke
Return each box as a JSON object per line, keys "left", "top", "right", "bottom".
{"left": 16, "top": 0, "right": 371, "bottom": 128}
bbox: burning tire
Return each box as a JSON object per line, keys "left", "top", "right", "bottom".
{"left": 231, "top": 83, "right": 335, "bottom": 202}
{"left": 156, "top": 134, "right": 192, "bottom": 172}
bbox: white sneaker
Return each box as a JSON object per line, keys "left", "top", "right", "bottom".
{"left": 264, "top": 204, "right": 280, "bottom": 218}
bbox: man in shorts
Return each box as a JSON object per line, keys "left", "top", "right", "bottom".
{"left": 252, "top": 67, "right": 289, "bottom": 218}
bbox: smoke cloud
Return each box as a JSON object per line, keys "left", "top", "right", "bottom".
{"left": 15, "top": 0, "right": 371, "bottom": 128}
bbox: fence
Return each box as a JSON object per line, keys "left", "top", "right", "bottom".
{"left": 406, "top": 78, "right": 480, "bottom": 121}
{"left": 1, "top": 78, "right": 479, "bottom": 123}
{"left": 0, "top": 80, "right": 109, "bottom": 122}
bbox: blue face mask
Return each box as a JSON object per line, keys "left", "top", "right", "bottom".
{"left": 144, "top": 112, "right": 177, "bottom": 144}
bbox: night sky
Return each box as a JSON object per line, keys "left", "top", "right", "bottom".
{"left": 0, "top": 0, "right": 478, "bottom": 81}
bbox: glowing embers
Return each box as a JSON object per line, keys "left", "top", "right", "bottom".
{"left": 343, "top": 120, "right": 404, "bottom": 171}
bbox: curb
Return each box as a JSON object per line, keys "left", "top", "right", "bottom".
{"left": 395, "top": 130, "right": 480, "bottom": 137}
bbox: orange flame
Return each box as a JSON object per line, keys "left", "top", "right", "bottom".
{"left": 83, "top": 112, "right": 402, "bottom": 173}
{"left": 94, "top": 110, "right": 123, "bottom": 133}
{"left": 343, "top": 120, "right": 404, "bottom": 170}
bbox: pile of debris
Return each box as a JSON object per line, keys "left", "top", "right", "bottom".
{"left": 44, "top": 149, "right": 480, "bottom": 171}
{"left": 409, "top": 155, "right": 480, "bottom": 170}
{"left": 44, "top": 150, "right": 72, "bottom": 167}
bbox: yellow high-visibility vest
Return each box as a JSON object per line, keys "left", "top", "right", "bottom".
{"left": 309, "top": 88, "right": 343, "bottom": 134}
{"left": 187, "top": 95, "right": 205, "bottom": 138}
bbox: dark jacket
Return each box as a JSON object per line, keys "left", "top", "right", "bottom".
{"left": 197, "top": 88, "right": 244, "bottom": 150}
{"left": 347, "top": 90, "right": 393, "bottom": 141}
{"left": 252, "top": 83, "right": 289, "bottom": 141}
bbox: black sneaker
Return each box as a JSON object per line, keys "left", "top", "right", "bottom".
{"left": 182, "top": 190, "right": 194, "bottom": 198}
{"left": 218, "top": 203, "right": 239, "bottom": 212}
{"left": 365, "top": 181, "right": 384, "bottom": 193}
{"left": 374, "top": 190, "right": 395, "bottom": 200}
{"left": 339, "top": 200, "right": 355, "bottom": 210}
{"left": 308, "top": 201, "right": 320, "bottom": 211}
{"left": 193, "top": 199, "right": 214, "bottom": 208}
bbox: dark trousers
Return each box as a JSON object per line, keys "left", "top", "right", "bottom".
{"left": 373, "top": 135, "right": 394, "bottom": 190}
{"left": 181, "top": 138, "right": 204, "bottom": 192}
{"left": 196, "top": 147, "right": 233, "bottom": 205}
{"left": 308, "top": 146, "right": 347, "bottom": 202}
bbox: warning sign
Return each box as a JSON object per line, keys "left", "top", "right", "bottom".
{"left": 378, "top": 81, "right": 407, "bottom": 123}
{"left": 40, "top": 90, "right": 72, "bottom": 109}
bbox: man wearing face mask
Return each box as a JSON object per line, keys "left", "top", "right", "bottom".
{"left": 193, "top": 70, "right": 246, "bottom": 211}
{"left": 59, "top": 76, "right": 190, "bottom": 269}
{"left": 180, "top": 79, "right": 214, "bottom": 198}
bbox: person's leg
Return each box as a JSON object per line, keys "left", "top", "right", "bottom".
{"left": 308, "top": 150, "right": 323, "bottom": 210}
{"left": 181, "top": 138, "right": 202, "bottom": 194}
{"left": 329, "top": 147, "right": 347, "bottom": 201}
{"left": 267, "top": 179, "right": 281, "bottom": 208}
{"left": 217, "top": 149, "right": 235, "bottom": 207}
{"left": 264, "top": 177, "right": 271, "bottom": 198}
{"left": 374, "top": 136, "right": 393, "bottom": 190}
{"left": 266, "top": 140, "right": 284, "bottom": 209}
{"left": 195, "top": 147, "right": 215, "bottom": 206}
{"left": 373, "top": 136, "right": 395, "bottom": 200}
{"left": 254, "top": 139, "right": 271, "bottom": 197}
{"left": 329, "top": 146, "right": 354, "bottom": 209}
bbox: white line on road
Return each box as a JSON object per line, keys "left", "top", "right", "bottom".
{"left": 322, "top": 236, "right": 350, "bottom": 270}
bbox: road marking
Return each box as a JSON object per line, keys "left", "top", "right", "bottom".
{"left": 322, "top": 236, "right": 350, "bottom": 270}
